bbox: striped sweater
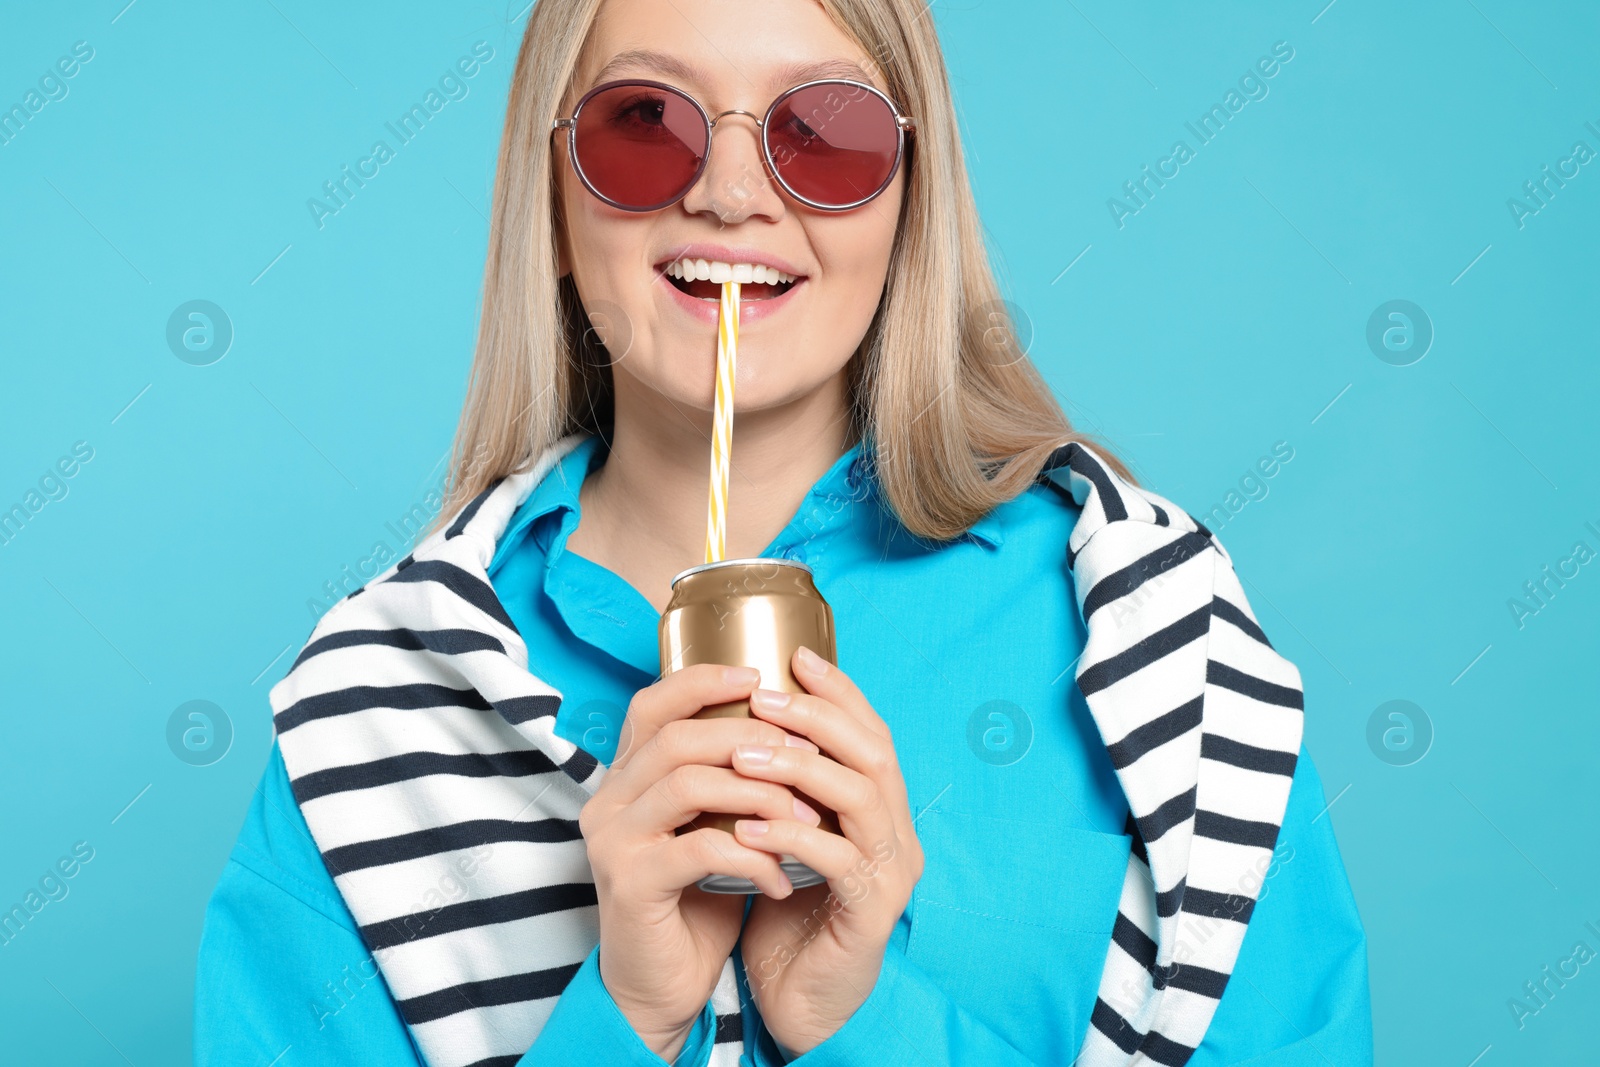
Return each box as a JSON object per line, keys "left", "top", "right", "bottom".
{"left": 268, "top": 434, "right": 1304, "bottom": 1067}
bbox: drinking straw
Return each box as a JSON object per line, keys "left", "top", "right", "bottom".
{"left": 705, "top": 280, "right": 741, "bottom": 563}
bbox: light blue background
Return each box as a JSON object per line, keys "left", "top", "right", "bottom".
{"left": 1, "top": 1, "right": 1596, "bottom": 1063}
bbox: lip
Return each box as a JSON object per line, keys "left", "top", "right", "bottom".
{"left": 655, "top": 265, "right": 806, "bottom": 325}
{"left": 653, "top": 243, "right": 808, "bottom": 280}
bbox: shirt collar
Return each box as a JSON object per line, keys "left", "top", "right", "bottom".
{"left": 762, "top": 438, "right": 868, "bottom": 556}
{"left": 487, "top": 429, "right": 1004, "bottom": 574}
{"left": 964, "top": 490, "right": 1004, "bottom": 550}
{"left": 487, "top": 433, "right": 604, "bottom": 578}
{"left": 845, "top": 432, "right": 1004, "bottom": 551}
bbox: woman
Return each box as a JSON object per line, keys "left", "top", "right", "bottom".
{"left": 195, "top": 1, "right": 1372, "bottom": 1064}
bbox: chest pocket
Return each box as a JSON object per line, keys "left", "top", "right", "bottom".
{"left": 905, "top": 807, "right": 1131, "bottom": 1060}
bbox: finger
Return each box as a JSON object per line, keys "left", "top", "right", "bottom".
{"left": 792, "top": 646, "right": 890, "bottom": 739}
{"left": 619, "top": 763, "right": 826, "bottom": 840}
{"left": 649, "top": 827, "right": 796, "bottom": 900}
{"left": 747, "top": 689, "right": 909, "bottom": 814}
{"left": 731, "top": 743, "right": 897, "bottom": 849}
{"left": 732, "top": 742, "right": 908, "bottom": 870}
{"left": 732, "top": 818, "right": 878, "bottom": 890}
{"left": 611, "top": 662, "right": 761, "bottom": 770}
{"left": 605, "top": 716, "right": 819, "bottom": 809}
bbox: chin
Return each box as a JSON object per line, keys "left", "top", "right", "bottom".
{"left": 649, "top": 372, "right": 810, "bottom": 417}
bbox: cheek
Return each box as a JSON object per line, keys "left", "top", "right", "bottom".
{"left": 558, "top": 157, "right": 631, "bottom": 278}
{"left": 559, "top": 186, "right": 646, "bottom": 305}
{"left": 832, "top": 180, "right": 903, "bottom": 282}
{"left": 816, "top": 210, "right": 900, "bottom": 320}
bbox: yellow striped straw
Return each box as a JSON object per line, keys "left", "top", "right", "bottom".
{"left": 705, "top": 280, "right": 740, "bottom": 563}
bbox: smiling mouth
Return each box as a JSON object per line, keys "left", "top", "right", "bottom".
{"left": 659, "top": 258, "right": 802, "bottom": 301}
{"left": 669, "top": 275, "right": 796, "bottom": 300}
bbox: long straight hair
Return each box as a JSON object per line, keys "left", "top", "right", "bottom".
{"left": 424, "top": 0, "right": 1135, "bottom": 543}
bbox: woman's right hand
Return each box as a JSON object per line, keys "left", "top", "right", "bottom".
{"left": 579, "top": 663, "right": 825, "bottom": 1061}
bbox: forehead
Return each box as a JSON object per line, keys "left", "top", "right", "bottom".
{"left": 590, "top": 48, "right": 876, "bottom": 92}
{"left": 574, "top": 0, "right": 883, "bottom": 99}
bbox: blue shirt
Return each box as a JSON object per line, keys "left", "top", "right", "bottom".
{"left": 195, "top": 432, "right": 1373, "bottom": 1065}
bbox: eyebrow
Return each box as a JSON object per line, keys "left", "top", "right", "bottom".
{"left": 589, "top": 49, "right": 876, "bottom": 93}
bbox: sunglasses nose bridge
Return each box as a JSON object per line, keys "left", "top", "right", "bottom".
{"left": 704, "top": 108, "right": 768, "bottom": 164}
{"left": 686, "top": 108, "right": 781, "bottom": 222}
{"left": 707, "top": 108, "right": 764, "bottom": 128}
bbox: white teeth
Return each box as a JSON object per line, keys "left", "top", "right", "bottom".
{"left": 664, "top": 258, "right": 798, "bottom": 285}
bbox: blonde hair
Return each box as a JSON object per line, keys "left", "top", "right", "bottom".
{"left": 425, "top": 0, "right": 1135, "bottom": 543}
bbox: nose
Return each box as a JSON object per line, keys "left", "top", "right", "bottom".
{"left": 679, "top": 110, "right": 785, "bottom": 225}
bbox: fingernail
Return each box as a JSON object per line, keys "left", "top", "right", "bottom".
{"left": 793, "top": 797, "right": 821, "bottom": 824}
{"left": 724, "top": 666, "right": 760, "bottom": 686}
{"left": 737, "top": 819, "right": 769, "bottom": 836}
{"left": 751, "top": 688, "right": 791, "bottom": 711}
{"left": 785, "top": 734, "right": 819, "bottom": 753}
{"left": 735, "top": 744, "right": 773, "bottom": 766}
{"left": 797, "top": 645, "right": 828, "bottom": 674}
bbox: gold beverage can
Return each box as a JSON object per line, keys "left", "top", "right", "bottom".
{"left": 659, "top": 557, "right": 843, "bottom": 894}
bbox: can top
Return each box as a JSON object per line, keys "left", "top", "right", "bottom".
{"left": 669, "top": 555, "right": 813, "bottom": 588}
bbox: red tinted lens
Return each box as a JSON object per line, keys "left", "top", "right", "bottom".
{"left": 573, "top": 82, "right": 707, "bottom": 210}
{"left": 767, "top": 82, "right": 901, "bottom": 207}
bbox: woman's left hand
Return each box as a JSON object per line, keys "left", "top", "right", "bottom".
{"left": 730, "top": 644, "right": 925, "bottom": 1057}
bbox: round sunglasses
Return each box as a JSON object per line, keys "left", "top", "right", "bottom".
{"left": 551, "top": 77, "right": 916, "bottom": 213}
